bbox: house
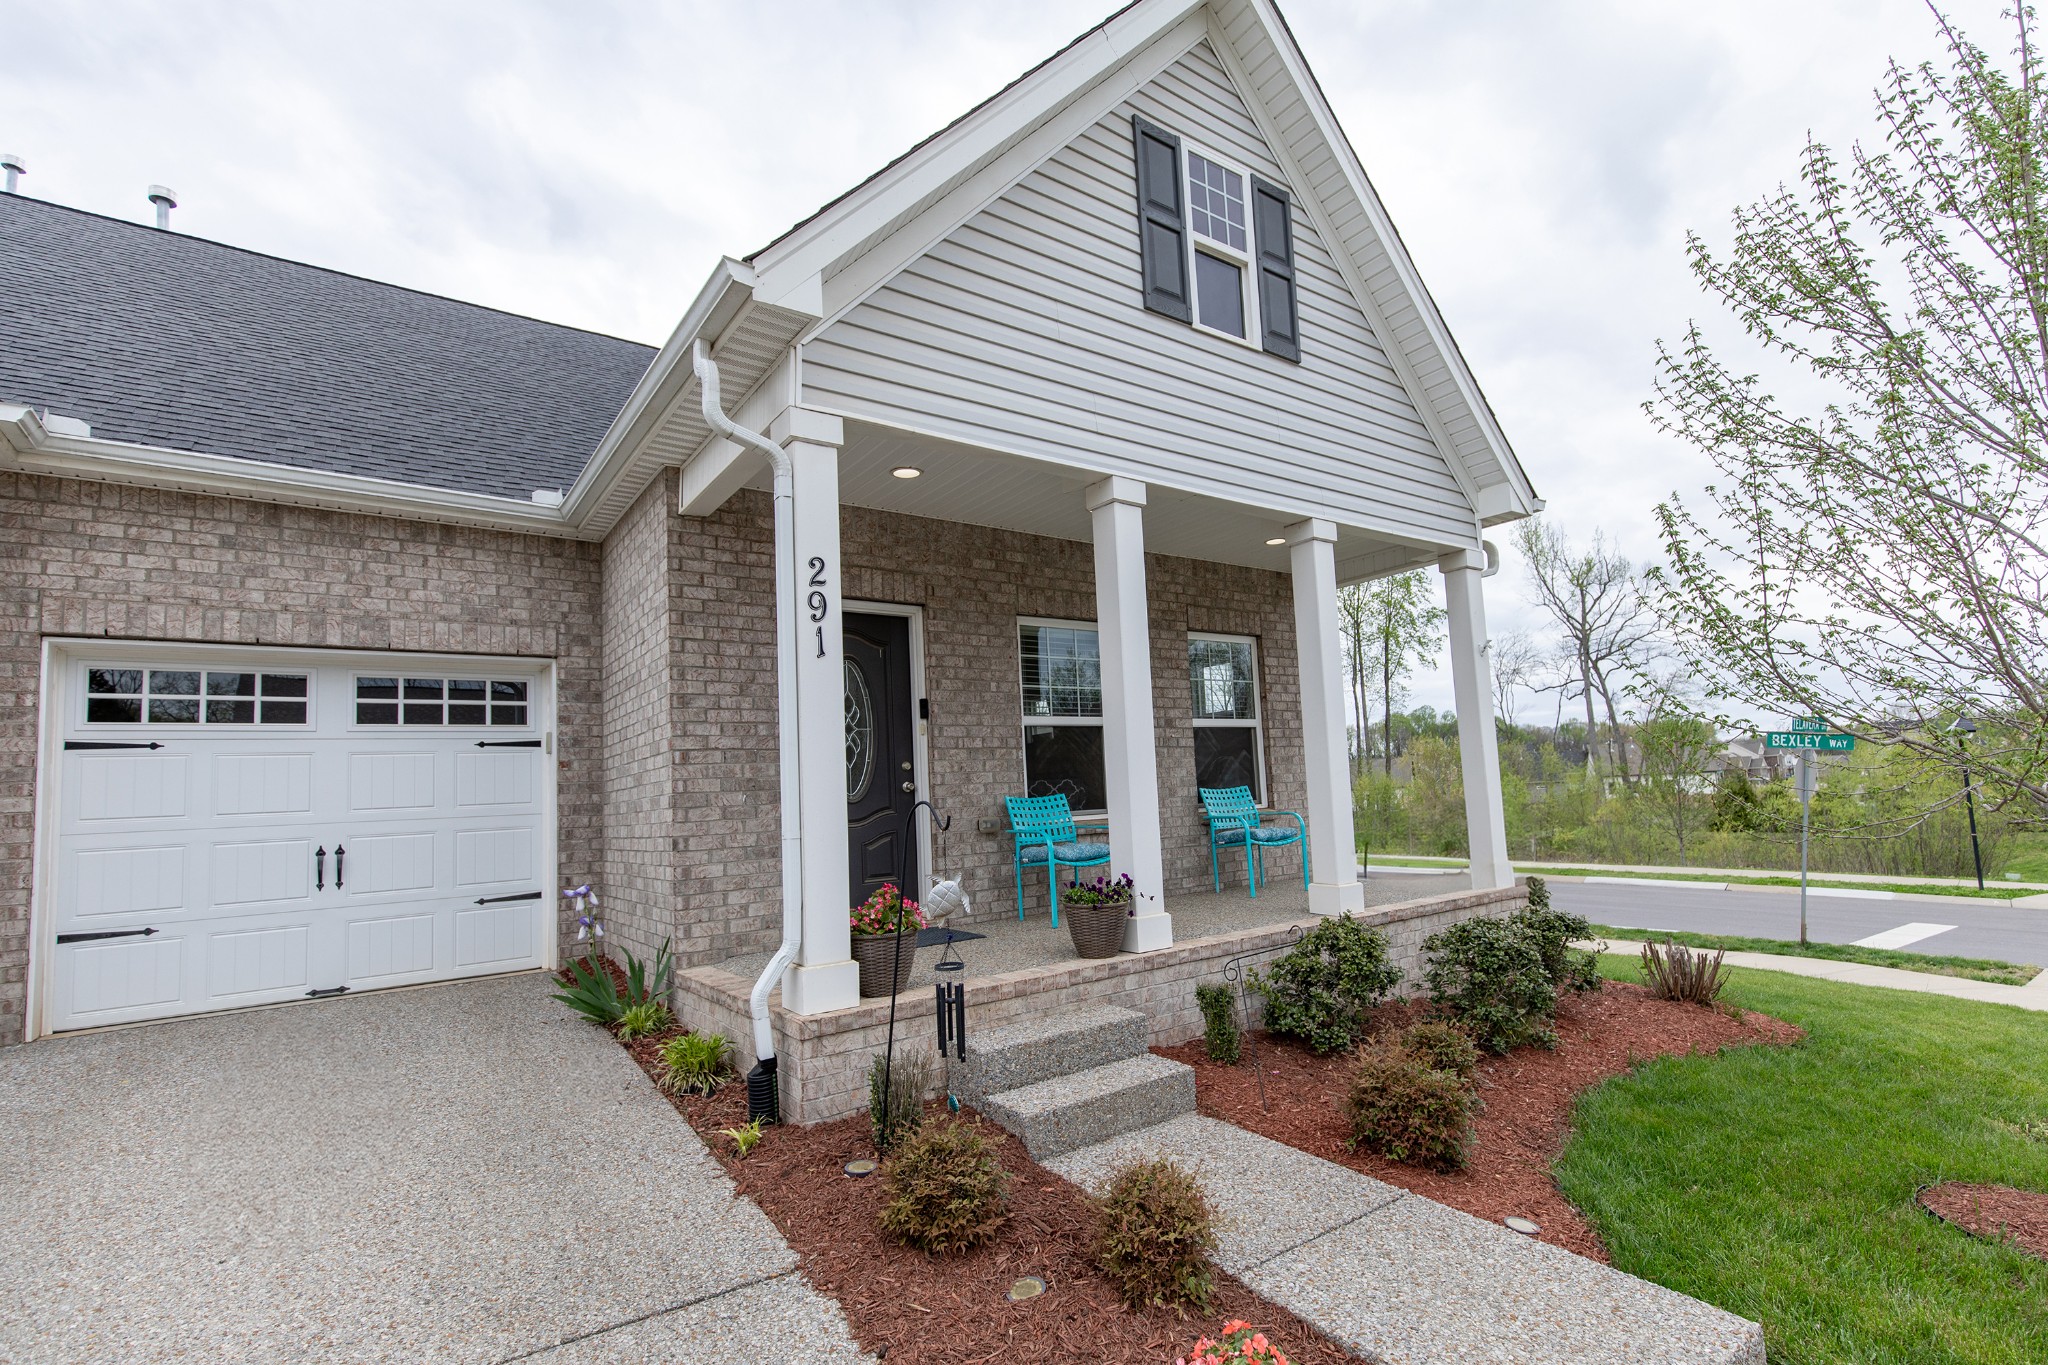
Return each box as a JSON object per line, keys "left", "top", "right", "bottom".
{"left": 0, "top": 0, "right": 1538, "bottom": 1116}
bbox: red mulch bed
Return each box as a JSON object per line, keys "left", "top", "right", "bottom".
{"left": 1919, "top": 1182, "right": 2048, "bottom": 1261}
{"left": 1156, "top": 981, "right": 1804, "bottom": 1262}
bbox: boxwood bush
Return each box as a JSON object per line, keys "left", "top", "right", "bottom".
{"left": 1422, "top": 915, "right": 1562, "bottom": 1053}
{"left": 1250, "top": 913, "right": 1404, "bottom": 1054}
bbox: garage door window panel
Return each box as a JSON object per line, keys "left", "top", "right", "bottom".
{"left": 357, "top": 676, "right": 530, "bottom": 727}
{"left": 85, "top": 666, "right": 310, "bottom": 726}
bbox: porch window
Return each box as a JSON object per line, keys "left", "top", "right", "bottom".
{"left": 1189, "top": 634, "right": 1263, "bottom": 801}
{"left": 1018, "top": 619, "right": 1106, "bottom": 813}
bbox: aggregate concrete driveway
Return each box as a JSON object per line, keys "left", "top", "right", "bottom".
{"left": 0, "top": 973, "right": 870, "bottom": 1365}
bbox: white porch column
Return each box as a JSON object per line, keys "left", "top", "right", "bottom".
{"left": 1086, "top": 476, "right": 1172, "bottom": 952}
{"left": 1284, "top": 519, "right": 1366, "bottom": 916}
{"left": 776, "top": 409, "right": 860, "bottom": 1014}
{"left": 1440, "top": 546, "right": 1513, "bottom": 890}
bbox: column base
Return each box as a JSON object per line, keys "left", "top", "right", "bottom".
{"left": 1121, "top": 909, "right": 1174, "bottom": 953}
{"left": 781, "top": 958, "right": 860, "bottom": 1015}
{"left": 1467, "top": 857, "right": 1515, "bottom": 891}
{"left": 1308, "top": 880, "right": 1367, "bottom": 917}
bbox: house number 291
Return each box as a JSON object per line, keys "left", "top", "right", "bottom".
{"left": 807, "top": 556, "right": 829, "bottom": 657}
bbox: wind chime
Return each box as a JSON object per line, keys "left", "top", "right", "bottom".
{"left": 878, "top": 800, "right": 971, "bottom": 1140}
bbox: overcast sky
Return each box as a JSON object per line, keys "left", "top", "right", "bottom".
{"left": 0, "top": 0, "right": 2008, "bottom": 716}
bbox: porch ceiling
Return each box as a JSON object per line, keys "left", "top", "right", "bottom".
{"left": 744, "top": 417, "right": 1442, "bottom": 582}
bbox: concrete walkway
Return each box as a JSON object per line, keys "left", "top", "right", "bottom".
{"left": 0, "top": 974, "right": 870, "bottom": 1365}
{"left": 1597, "top": 937, "right": 2048, "bottom": 1012}
{"left": 1049, "top": 1115, "right": 1763, "bottom": 1365}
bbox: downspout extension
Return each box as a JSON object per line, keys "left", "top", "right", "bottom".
{"left": 693, "top": 340, "right": 803, "bottom": 1121}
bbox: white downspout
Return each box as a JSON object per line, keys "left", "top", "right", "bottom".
{"left": 692, "top": 340, "right": 803, "bottom": 1070}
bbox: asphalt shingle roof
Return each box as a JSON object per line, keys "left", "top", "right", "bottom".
{"left": 0, "top": 194, "right": 656, "bottom": 498}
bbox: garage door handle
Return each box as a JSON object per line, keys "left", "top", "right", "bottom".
{"left": 57, "top": 927, "right": 160, "bottom": 944}
{"left": 64, "top": 741, "right": 165, "bottom": 751}
{"left": 475, "top": 739, "right": 543, "bottom": 748}
{"left": 315, "top": 846, "right": 326, "bottom": 891}
{"left": 475, "top": 890, "right": 543, "bottom": 905}
{"left": 334, "top": 845, "right": 345, "bottom": 889}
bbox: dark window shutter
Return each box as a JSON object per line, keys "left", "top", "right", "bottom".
{"left": 1251, "top": 174, "right": 1300, "bottom": 361}
{"left": 1131, "top": 116, "right": 1191, "bottom": 323}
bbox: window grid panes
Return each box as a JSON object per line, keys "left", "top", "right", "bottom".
{"left": 355, "top": 676, "right": 528, "bottom": 726}
{"left": 1019, "top": 621, "right": 1106, "bottom": 813}
{"left": 1186, "top": 151, "right": 1247, "bottom": 251}
{"left": 85, "top": 667, "right": 309, "bottom": 725}
{"left": 1189, "top": 636, "right": 1263, "bottom": 802}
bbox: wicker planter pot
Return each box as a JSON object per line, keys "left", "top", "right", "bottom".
{"left": 851, "top": 932, "right": 918, "bottom": 997}
{"left": 1060, "top": 897, "right": 1130, "bottom": 959}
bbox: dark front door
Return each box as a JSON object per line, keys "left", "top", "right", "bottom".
{"left": 844, "top": 612, "right": 919, "bottom": 908}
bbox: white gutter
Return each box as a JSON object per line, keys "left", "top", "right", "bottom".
{"left": 691, "top": 341, "right": 803, "bottom": 1072}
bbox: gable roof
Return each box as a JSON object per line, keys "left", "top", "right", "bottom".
{"left": 0, "top": 193, "right": 655, "bottom": 498}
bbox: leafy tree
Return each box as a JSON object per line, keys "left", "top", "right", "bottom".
{"left": 1649, "top": 7, "right": 2048, "bottom": 826}
{"left": 1347, "top": 571, "right": 1447, "bottom": 776}
{"left": 1630, "top": 685, "right": 1725, "bottom": 863}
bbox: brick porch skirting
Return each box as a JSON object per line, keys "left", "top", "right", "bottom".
{"left": 673, "top": 884, "right": 1526, "bottom": 1125}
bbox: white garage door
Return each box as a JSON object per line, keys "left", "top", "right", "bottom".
{"left": 43, "top": 648, "right": 554, "bottom": 1032}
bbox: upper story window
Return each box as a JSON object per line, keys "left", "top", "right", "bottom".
{"left": 1132, "top": 115, "right": 1301, "bottom": 362}
{"left": 85, "top": 666, "right": 310, "bottom": 725}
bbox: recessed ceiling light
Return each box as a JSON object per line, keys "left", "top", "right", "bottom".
{"left": 1265, "top": 536, "right": 1286, "bottom": 546}
{"left": 891, "top": 466, "right": 923, "bottom": 479}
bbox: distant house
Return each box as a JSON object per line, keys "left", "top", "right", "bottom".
{"left": 1, "top": 0, "right": 1540, "bottom": 1112}
{"left": 1710, "top": 737, "right": 1793, "bottom": 785}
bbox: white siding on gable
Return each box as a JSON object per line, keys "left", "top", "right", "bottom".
{"left": 801, "top": 40, "right": 1476, "bottom": 548}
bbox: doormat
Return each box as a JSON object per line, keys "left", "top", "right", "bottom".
{"left": 915, "top": 927, "right": 985, "bottom": 948}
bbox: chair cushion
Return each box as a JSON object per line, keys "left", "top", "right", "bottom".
{"left": 1018, "top": 841, "right": 1111, "bottom": 865}
{"left": 1215, "top": 826, "right": 1301, "bottom": 847}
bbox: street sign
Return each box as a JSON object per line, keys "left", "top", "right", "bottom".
{"left": 1766, "top": 731, "right": 1855, "bottom": 751}
{"left": 1789, "top": 717, "right": 1828, "bottom": 733}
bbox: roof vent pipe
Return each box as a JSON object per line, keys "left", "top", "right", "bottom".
{"left": 2, "top": 154, "right": 23, "bottom": 194}
{"left": 147, "top": 184, "right": 177, "bottom": 229}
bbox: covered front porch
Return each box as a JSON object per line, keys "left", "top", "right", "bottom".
{"left": 675, "top": 403, "right": 1520, "bottom": 1020}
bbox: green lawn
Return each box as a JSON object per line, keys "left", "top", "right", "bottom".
{"left": 1365, "top": 853, "right": 2045, "bottom": 898}
{"left": 1585, "top": 923, "right": 2040, "bottom": 986}
{"left": 1557, "top": 958, "right": 2048, "bottom": 1365}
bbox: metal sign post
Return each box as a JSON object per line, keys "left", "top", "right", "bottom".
{"left": 1764, "top": 721, "right": 1853, "bottom": 948}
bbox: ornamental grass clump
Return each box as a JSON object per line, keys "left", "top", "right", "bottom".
{"left": 1422, "top": 915, "right": 1562, "bottom": 1053}
{"left": 659, "top": 1030, "right": 732, "bottom": 1096}
{"left": 1196, "top": 982, "right": 1242, "bottom": 1064}
{"left": 1640, "top": 937, "right": 1731, "bottom": 1005}
{"left": 1250, "top": 913, "right": 1404, "bottom": 1054}
{"left": 867, "top": 1047, "right": 932, "bottom": 1151}
{"left": 1398, "top": 1019, "right": 1480, "bottom": 1082}
{"left": 877, "top": 1119, "right": 1010, "bottom": 1254}
{"left": 1344, "top": 1037, "right": 1480, "bottom": 1172}
{"left": 614, "top": 1000, "right": 672, "bottom": 1040}
{"left": 1093, "top": 1156, "right": 1219, "bottom": 1311}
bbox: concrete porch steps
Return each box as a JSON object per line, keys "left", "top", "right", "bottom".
{"left": 959, "top": 1004, "right": 1196, "bottom": 1159}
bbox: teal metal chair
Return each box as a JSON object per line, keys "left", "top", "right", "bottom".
{"left": 1005, "top": 794, "right": 1111, "bottom": 926}
{"left": 1199, "top": 784, "right": 1307, "bottom": 897}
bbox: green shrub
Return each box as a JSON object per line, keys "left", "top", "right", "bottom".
{"left": 1093, "top": 1156, "right": 1218, "bottom": 1311}
{"left": 659, "top": 1031, "right": 732, "bottom": 1096}
{"left": 1422, "top": 915, "right": 1559, "bottom": 1053}
{"left": 1250, "top": 914, "right": 1404, "bottom": 1054}
{"left": 1515, "top": 883, "right": 1599, "bottom": 995}
{"left": 1400, "top": 1019, "right": 1480, "bottom": 1081}
{"left": 868, "top": 1048, "right": 932, "bottom": 1151}
{"left": 877, "top": 1120, "right": 1010, "bottom": 1253}
{"left": 1195, "top": 982, "right": 1241, "bottom": 1064}
{"left": 1344, "top": 1039, "right": 1480, "bottom": 1171}
{"left": 615, "top": 1000, "right": 672, "bottom": 1040}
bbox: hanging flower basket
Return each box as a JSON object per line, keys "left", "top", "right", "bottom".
{"left": 1060, "top": 874, "right": 1139, "bottom": 959}
{"left": 850, "top": 884, "right": 926, "bottom": 997}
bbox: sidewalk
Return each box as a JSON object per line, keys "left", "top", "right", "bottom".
{"left": 1591, "top": 938, "right": 2048, "bottom": 1012}
{"left": 1372, "top": 856, "right": 2048, "bottom": 906}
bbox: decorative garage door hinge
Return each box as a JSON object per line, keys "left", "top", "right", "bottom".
{"left": 56, "top": 927, "right": 160, "bottom": 944}
{"left": 64, "top": 741, "right": 165, "bottom": 751}
{"left": 473, "top": 739, "right": 543, "bottom": 748}
{"left": 474, "top": 890, "right": 543, "bottom": 905}
{"left": 306, "top": 986, "right": 351, "bottom": 999}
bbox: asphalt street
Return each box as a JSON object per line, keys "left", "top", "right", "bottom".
{"left": 1367, "top": 870, "right": 2048, "bottom": 968}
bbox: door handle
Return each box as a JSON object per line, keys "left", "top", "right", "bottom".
{"left": 334, "top": 845, "right": 346, "bottom": 889}
{"left": 900, "top": 781, "right": 915, "bottom": 793}
{"left": 315, "top": 846, "right": 326, "bottom": 891}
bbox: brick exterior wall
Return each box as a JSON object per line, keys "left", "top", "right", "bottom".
{"left": 675, "top": 884, "right": 1528, "bottom": 1124}
{"left": 656, "top": 491, "right": 1311, "bottom": 972}
{"left": 0, "top": 471, "right": 604, "bottom": 1046}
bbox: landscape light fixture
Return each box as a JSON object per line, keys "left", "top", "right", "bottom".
{"left": 890, "top": 466, "right": 922, "bottom": 479}
{"left": 1949, "top": 715, "right": 1986, "bottom": 890}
